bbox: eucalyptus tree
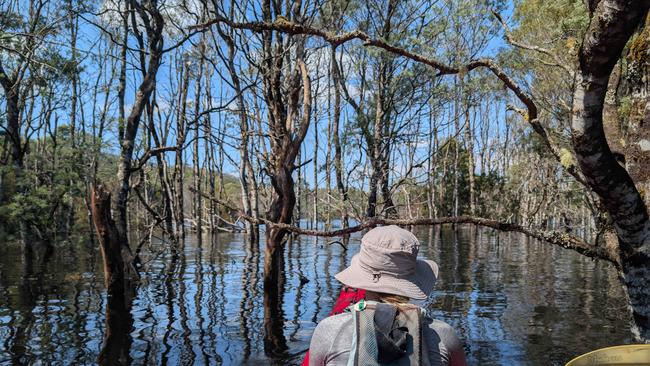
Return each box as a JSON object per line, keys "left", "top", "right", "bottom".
{"left": 332, "top": 0, "right": 441, "bottom": 219}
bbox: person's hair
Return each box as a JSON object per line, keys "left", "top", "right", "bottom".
{"left": 366, "top": 291, "right": 409, "bottom": 306}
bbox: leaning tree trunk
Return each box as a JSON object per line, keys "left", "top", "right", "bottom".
{"left": 570, "top": 0, "right": 650, "bottom": 342}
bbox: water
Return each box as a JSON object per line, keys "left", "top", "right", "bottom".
{"left": 0, "top": 225, "right": 631, "bottom": 365}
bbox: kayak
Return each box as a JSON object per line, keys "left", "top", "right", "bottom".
{"left": 565, "top": 344, "right": 650, "bottom": 366}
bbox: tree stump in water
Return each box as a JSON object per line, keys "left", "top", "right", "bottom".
{"left": 90, "top": 184, "right": 139, "bottom": 296}
{"left": 90, "top": 184, "right": 138, "bottom": 365}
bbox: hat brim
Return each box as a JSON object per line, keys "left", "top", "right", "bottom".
{"left": 334, "top": 254, "right": 439, "bottom": 300}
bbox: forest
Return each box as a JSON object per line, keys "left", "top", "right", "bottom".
{"left": 1, "top": 0, "right": 649, "bottom": 364}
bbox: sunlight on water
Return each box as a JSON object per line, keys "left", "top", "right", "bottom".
{"left": 0, "top": 225, "right": 630, "bottom": 365}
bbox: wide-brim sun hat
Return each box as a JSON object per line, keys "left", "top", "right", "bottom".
{"left": 335, "top": 225, "right": 439, "bottom": 300}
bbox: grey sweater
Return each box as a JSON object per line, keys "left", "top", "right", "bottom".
{"left": 308, "top": 311, "right": 466, "bottom": 366}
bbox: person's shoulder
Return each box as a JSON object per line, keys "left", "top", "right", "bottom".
{"left": 317, "top": 311, "right": 353, "bottom": 329}
{"left": 424, "top": 317, "right": 457, "bottom": 333}
{"left": 422, "top": 316, "right": 464, "bottom": 352}
{"left": 313, "top": 311, "right": 354, "bottom": 339}
{"left": 309, "top": 311, "right": 354, "bottom": 365}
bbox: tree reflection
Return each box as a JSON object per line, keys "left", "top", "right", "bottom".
{"left": 263, "top": 236, "right": 288, "bottom": 357}
{"left": 98, "top": 291, "right": 133, "bottom": 365}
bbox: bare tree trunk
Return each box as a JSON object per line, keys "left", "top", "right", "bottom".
{"left": 296, "top": 149, "right": 303, "bottom": 226}
{"left": 465, "top": 101, "right": 476, "bottom": 216}
{"left": 174, "top": 62, "right": 190, "bottom": 242}
{"left": 193, "top": 43, "right": 205, "bottom": 236}
{"left": 216, "top": 18, "right": 259, "bottom": 242}
{"left": 427, "top": 108, "right": 438, "bottom": 219}
{"left": 325, "top": 85, "right": 333, "bottom": 229}
{"left": 91, "top": 185, "right": 136, "bottom": 366}
{"left": 453, "top": 80, "right": 460, "bottom": 217}
{"left": 330, "top": 47, "right": 349, "bottom": 228}
{"left": 256, "top": 0, "right": 313, "bottom": 354}
{"left": 92, "top": 10, "right": 164, "bottom": 348}
{"left": 313, "top": 113, "right": 319, "bottom": 228}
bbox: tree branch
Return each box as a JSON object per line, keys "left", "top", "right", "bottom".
{"left": 130, "top": 146, "right": 178, "bottom": 172}
{"left": 492, "top": 11, "right": 574, "bottom": 77}
{"left": 191, "top": 188, "right": 617, "bottom": 267}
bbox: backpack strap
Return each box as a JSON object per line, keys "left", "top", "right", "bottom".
{"left": 347, "top": 301, "right": 429, "bottom": 366}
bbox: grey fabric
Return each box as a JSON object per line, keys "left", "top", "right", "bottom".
{"left": 309, "top": 311, "right": 464, "bottom": 366}
{"left": 334, "top": 226, "right": 439, "bottom": 300}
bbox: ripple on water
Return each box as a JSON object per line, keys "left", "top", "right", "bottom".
{"left": 0, "top": 226, "right": 631, "bottom": 365}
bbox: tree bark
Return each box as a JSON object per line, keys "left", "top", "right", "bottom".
{"left": 88, "top": 10, "right": 165, "bottom": 347}
{"left": 0, "top": 64, "right": 25, "bottom": 203}
{"left": 570, "top": 0, "right": 650, "bottom": 341}
{"left": 91, "top": 188, "right": 134, "bottom": 288}
{"left": 193, "top": 42, "right": 205, "bottom": 237}
{"left": 257, "top": 0, "right": 313, "bottom": 354}
{"left": 216, "top": 12, "right": 260, "bottom": 243}
{"left": 91, "top": 185, "right": 135, "bottom": 366}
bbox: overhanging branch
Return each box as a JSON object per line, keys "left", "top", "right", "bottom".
{"left": 192, "top": 188, "right": 618, "bottom": 268}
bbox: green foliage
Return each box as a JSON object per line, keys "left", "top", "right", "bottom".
{"left": 0, "top": 185, "right": 67, "bottom": 229}
{"left": 0, "top": 126, "right": 87, "bottom": 239}
{"left": 513, "top": 0, "right": 588, "bottom": 42}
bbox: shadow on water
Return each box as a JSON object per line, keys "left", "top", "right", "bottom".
{"left": 0, "top": 224, "right": 634, "bottom": 365}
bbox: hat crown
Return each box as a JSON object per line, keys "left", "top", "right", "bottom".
{"left": 334, "top": 225, "right": 439, "bottom": 300}
{"left": 359, "top": 226, "right": 420, "bottom": 277}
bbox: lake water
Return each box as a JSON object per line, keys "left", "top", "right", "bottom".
{"left": 0, "top": 225, "right": 631, "bottom": 365}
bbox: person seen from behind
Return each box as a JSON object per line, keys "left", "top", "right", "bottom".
{"left": 308, "top": 225, "right": 468, "bottom": 366}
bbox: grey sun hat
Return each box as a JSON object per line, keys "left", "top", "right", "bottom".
{"left": 335, "top": 225, "right": 439, "bottom": 300}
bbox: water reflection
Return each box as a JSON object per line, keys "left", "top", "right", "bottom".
{"left": 0, "top": 225, "right": 631, "bottom": 365}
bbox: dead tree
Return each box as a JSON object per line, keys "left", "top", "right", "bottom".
{"left": 214, "top": 6, "right": 260, "bottom": 243}
{"left": 90, "top": 0, "right": 164, "bottom": 302}
{"left": 254, "top": 1, "right": 313, "bottom": 287}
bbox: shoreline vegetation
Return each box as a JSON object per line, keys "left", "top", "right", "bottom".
{"left": 1, "top": 0, "right": 650, "bottom": 362}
